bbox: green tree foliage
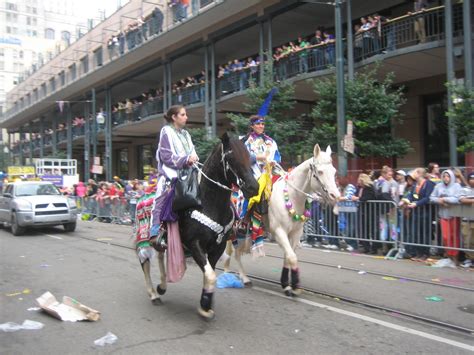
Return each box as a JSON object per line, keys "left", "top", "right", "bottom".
{"left": 446, "top": 83, "right": 474, "bottom": 153}
{"left": 227, "top": 67, "right": 305, "bottom": 165}
{"left": 188, "top": 127, "right": 220, "bottom": 160}
{"left": 308, "top": 67, "right": 410, "bottom": 158}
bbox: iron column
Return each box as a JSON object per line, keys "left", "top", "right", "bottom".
{"left": 335, "top": 0, "right": 347, "bottom": 175}
{"left": 445, "top": 0, "right": 458, "bottom": 166}
{"left": 204, "top": 45, "right": 210, "bottom": 136}
{"left": 67, "top": 103, "right": 72, "bottom": 159}
{"left": 346, "top": 0, "right": 354, "bottom": 81}
{"left": 105, "top": 87, "right": 113, "bottom": 181}
{"left": 210, "top": 41, "right": 217, "bottom": 137}
{"left": 464, "top": 0, "right": 473, "bottom": 89}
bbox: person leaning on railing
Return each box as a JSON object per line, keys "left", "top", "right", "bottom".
{"left": 430, "top": 169, "right": 463, "bottom": 266}
{"left": 352, "top": 173, "right": 377, "bottom": 254}
{"left": 400, "top": 168, "right": 435, "bottom": 260}
{"left": 459, "top": 173, "right": 474, "bottom": 268}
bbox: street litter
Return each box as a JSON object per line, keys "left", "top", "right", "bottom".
{"left": 27, "top": 307, "right": 41, "bottom": 311}
{"left": 40, "top": 264, "right": 50, "bottom": 268}
{"left": 382, "top": 277, "right": 397, "bottom": 281}
{"left": 358, "top": 271, "right": 367, "bottom": 275}
{"left": 0, "top": 320, "right": 44, "bottom": 332}
{"left": 94, "top": 332, "right": 118, "bottom": 346}
{"left": 6, "top": 289, "right": 31, "bottom": 297}
{"left": 425, "top": 296, "right": 444, "bottom": 302}
{"left": 431, "top": 258, "right": 457, "bottom": 269}
{"left": 36, "top": 291, "right": 100, "bottom": 322}
{"left": 337, "top": 265, "right": 342, "bottom": 269}
{"left": 216, "top": 273, "right": 244, "bottom": 288}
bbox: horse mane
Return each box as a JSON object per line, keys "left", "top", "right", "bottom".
{"left": 229, "top": 136, "right": 250, "bottom": 170}
{"left": 203, "top": 135, "right": 250, "bottom": 171}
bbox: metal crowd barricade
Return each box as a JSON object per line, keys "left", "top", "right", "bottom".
{"left": 305, "top": 200, "right": 399, "bottom": 258}
{"left": 79, "top": 196, "right": 134, "bottom": 225}
{"left": 304, "top": 199, "right": 474, "bottom": 258}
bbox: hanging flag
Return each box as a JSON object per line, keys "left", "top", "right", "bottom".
{"left": 57, "top": 101, "right": 65, "bottom": 113}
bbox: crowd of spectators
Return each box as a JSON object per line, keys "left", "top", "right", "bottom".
{"left": 312, "top": 162, "right": 473, "bottom": 268}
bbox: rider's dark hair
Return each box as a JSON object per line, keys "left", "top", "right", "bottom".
{"left": 164, "top": 105, "right": 184, "bottom": 123}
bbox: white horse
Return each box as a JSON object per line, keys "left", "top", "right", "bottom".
{"left": 224, "top": 144, "right": 340, "bottom": 295}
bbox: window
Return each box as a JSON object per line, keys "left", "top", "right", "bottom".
{"left": 50, "top": 77, "right": 55, "bottom": 92}
{"left": 41, "top": 83, "right": 46, "bottom": 97}
{"left": 94, "top": 48, "right": 103, "bottom": 67}
{"left": 0, "top": 49, "right": 4, "bottom": 57}
{"left": 0, "top": 62, "right": 4, "bottom": 71}
{"left": 32, "top": 18, "right": 37, "bottom": 26}
{"left": 32, "top": 30, "right": 37, "bottom": 37}
{"left": 61, "top": 31, "right": 71, "bottom": 45}
{"left": 27, "top": 17, "right": 31, "bottom": 25}
{"left": 69, "top": 63, "right": 76, "bottom": 81}
{"left": 19, "top": 50, "right": 23, "bottom": 59}
{"left": 32, "top": 8, "right": 37, "bottom": 14}
{"left": 6, "top": 2, "right": 17, "bottom": 10}
{"left": 45, "top": 28, "right": 55, "bottom": 40}
{"left": 80, "top": 56, "right": 89, "bottom": 74}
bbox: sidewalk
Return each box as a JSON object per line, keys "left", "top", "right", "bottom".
{"left": 78, "top": 219, "right": 474, "bottom": 331}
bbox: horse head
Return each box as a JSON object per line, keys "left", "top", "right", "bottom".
{"left": 221, "top": 132, "right": 259, "bottom": 199}
{"left": 309, "top": 144, "right": 340, "bottom": 205}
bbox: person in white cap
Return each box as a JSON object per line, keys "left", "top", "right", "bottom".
{"left": 395, "top": 170, "right": 407, "bottom": 200}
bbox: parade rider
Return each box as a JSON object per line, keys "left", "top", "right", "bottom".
{"left": 134, "top": 105, "right": 198, "bottom": 255}
{"left": 241, "top": 89, "right": 281, "bottom": 257}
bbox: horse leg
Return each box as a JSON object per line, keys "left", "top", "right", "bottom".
{"left": 222, "top": 240, "right": 233, "bottom": 272}
{"left": 274, "top": 226, "right": 300, "bottom": 296}
{"left": 198, "top": 259, "right": 217, "bottom": 320}
{"left": 288, "top": 229, "right": 303, "bottom": 295}
{"left": 140, "top": 259, "right": 161, "bottom": 304}
{"left": 156, "top": 251, "right": 167, "bottom": 296}
{"left": 234, "top": 247, "right": 252, "bottom": 286}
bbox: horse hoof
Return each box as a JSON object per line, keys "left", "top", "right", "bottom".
{"left": 244, "top": 281, "right": 253, "bottom": 288}
{"left": 291, "top": 288, "right": 302, "bottom": 296}
{"left": 197, "top": 307, "right": 215, "bottom": 320}
{"left": 151, "top": 297, "right": 163, "bottom": 305}
{"left": 283, "top": 286, "right": 293, "bottom": 297}
{"left": 157, "top": 285, "right": 167, "bottom": 295}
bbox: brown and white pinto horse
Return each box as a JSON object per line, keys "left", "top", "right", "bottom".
{"left": 224, "top": 144, "right": 340, "bottom": 295}
{"left": 140, "top": 133, "right": 258, "bottom": 318}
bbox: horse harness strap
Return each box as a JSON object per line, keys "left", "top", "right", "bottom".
{"left": 190, "top": 209, "right": 235, "bottom": 244}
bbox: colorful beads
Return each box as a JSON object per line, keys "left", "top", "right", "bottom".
{"left": 284, "top": 181, "right": 312, "bottom": 222}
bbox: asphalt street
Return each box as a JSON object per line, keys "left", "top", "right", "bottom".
{"left": 1, "top": 220, "right": 473, "bottom": 354}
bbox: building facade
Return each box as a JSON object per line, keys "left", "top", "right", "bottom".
{"left": 0, "top": 0, "right": 472, "bottom": 180}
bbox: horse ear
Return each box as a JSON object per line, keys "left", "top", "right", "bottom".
{"left": 325, "top": 145, "right": 332, "bottom": 155}
{"left": 220, "top": 131, "right": 230, "bottom": 147}
{"left": 313, "top": 144, "right": 321, "bottom": 158}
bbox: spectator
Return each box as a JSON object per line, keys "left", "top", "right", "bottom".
{"left": 337, "top": 176, "right": 358, "bottom": 251}
{"left": 427, "top": 162, "right": 441, "bottom": 183}
{"left": 352, "top": 173, "right": 377, "bottom": 254}
{"left": 430, "top": 169, "right": 463, "bottom": 266}
{"left": 412, "top": 0, "right": 428, "bottom": 43}
{"left": 297, "top": 36, "right": 309, "bottom": 73}
{"left": 459, "top": 172, "right": 474, "bottom": 268}
{"left": 395, "top": 169, "right": 407, "bottom": 200}
{"left": 402, "top": 169, "right": 435, "bottom": 259}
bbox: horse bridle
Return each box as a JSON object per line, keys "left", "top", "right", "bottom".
{"left": 220, "top": 143, "right": 245, "bottom": 190}
{"left": 308, "top": 158, "right": 331, "bottom": 201}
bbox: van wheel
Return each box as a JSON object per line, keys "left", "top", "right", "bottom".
{"left": 64, "top": 222, "right": 76, "bottom": 232}
{"left": 11, "top": 213, "right": 25, "bottom": 236}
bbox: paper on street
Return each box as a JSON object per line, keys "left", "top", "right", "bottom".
{"left": 36, "top": 291, "right": 100, "bottom": 322}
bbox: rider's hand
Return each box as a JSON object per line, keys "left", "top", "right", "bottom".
{"left": 187, "top": 154, "right": 198, "bottom": 165}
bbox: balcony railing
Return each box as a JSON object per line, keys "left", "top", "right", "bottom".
{"left": 9, "top": 3, "right": 467, "bottom": 155}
